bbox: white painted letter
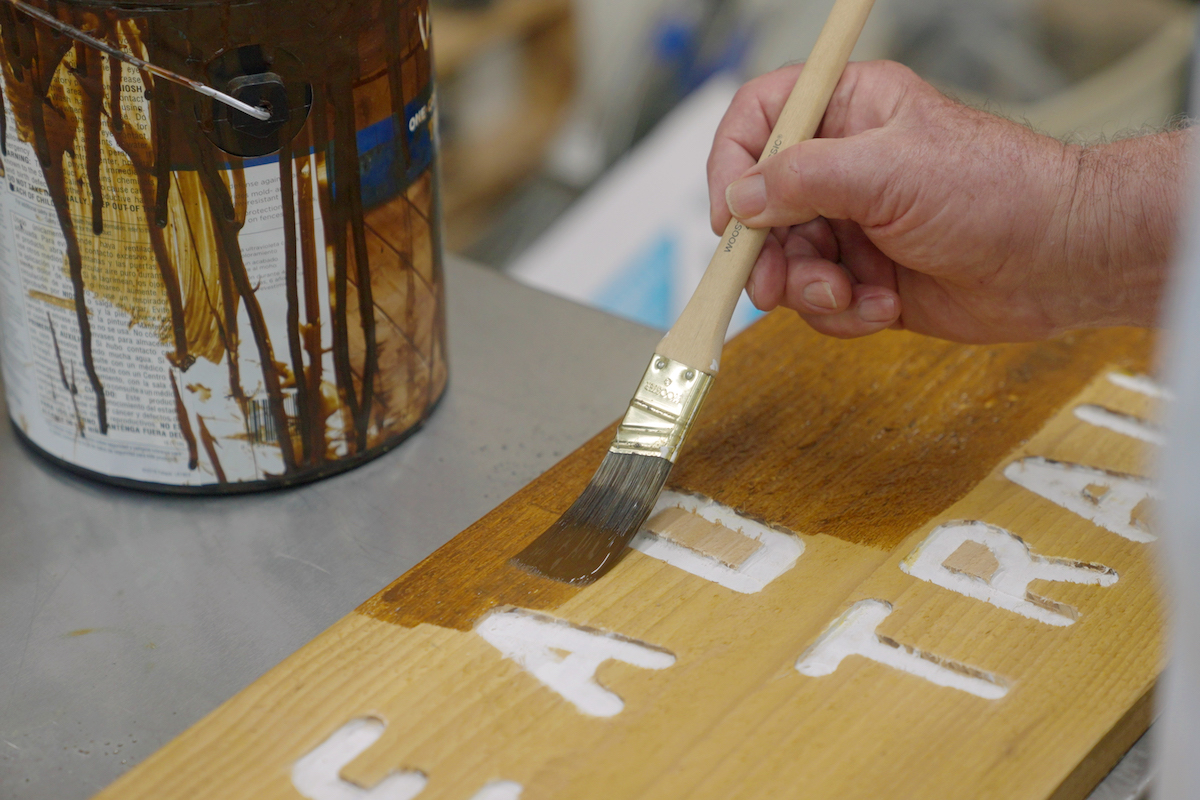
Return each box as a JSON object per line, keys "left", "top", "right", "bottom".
{"left": 294, "top": 718, "right": 524, "bottom": 800}
{"left": 796, "top": 600, "right": 1008, "bottom": 699}
{"left": 1074, "top": 404, "right": 1163, "bottom": 445}
{"left": 1107, "top": 371, "right": 1171, "bottom": 400}
{"left": 292, "top": 717, "right": 427, "bottom": 800}
{"left": 469, "top": 781, "right": 523, "bottom": 800}
{"left": 900, "top": 521, "right": 1117, "bottom": 626}
{"left": 476, "top": 609, "right": 675, "bottom": 717}
{"left": 630, "top": 490, "right": 803, "bottom": 593}
{"left": 1004, "top": 457, "right": 1157, "bottom": 542}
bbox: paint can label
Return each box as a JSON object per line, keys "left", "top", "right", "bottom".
{"left": 0, "top": 1, "right": 446, "bottom": 489}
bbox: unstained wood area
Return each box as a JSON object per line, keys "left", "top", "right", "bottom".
{"left": 96, "top": 313, "right": 1163, "bottom": 800}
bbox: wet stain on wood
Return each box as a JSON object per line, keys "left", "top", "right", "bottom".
{"left": 358, "top": 429, "right": 615, "bottom": 630}
{"left": 673, "top": 316, "right": 1153, "bottom": 550}
{"left": 359, "top": 315, "right": 1152, "bottom": 630}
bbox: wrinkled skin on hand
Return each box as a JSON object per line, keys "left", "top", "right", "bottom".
{"left": 708, "top": 60, "right": 1186, "bottom": 343}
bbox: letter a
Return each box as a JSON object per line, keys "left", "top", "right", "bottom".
{"left": 476, "top": 609, "right": 675, "bottom": 717}
{"left": 901, "top": 521, "right": 1117, "bottom": 626}
{"left": 1004, "top": 457, "right": 1157, "bottom": 542}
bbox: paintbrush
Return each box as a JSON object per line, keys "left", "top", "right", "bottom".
{"left": 512, "top": 0, "right": 877, "bottom": 585}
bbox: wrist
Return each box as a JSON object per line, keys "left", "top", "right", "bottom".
{"left": 1053, "top": 130, "right": 1187, "bottom": 330}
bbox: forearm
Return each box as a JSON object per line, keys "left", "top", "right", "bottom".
{"left": 1058, "top": 128, "right": 1190, "bottom": 329}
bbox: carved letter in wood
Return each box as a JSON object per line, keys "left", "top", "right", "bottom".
{"left": 1003, "top": 457, "right": 1156, "bottom": 542}
{"left": 293, "top": 719, "right": 524, "bottom": 800}
{"left": 292, "top": 717, "right": 427, "bottom": 800}
{"left": 1074, "top": 405, "right": 1162, "bottom": 445}
{"left": 796, "top": 600, "right": 1009, "bottom": 699}
{"left": 900, "top": 521, "right": 1117, "bottom": 626}
{"left": 630, "top": 491, "right": 803, "bottom": 593}
{"left": 468, "top": 782, "right": 523, "bottom": 800}
{"left": 476, "top": 609, "right": 675, "bottom": 717}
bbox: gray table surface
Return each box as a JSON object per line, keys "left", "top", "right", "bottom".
{"left": 0, "top": 257, "right": 1152, "bottom": 799}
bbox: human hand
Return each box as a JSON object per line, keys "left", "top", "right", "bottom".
{"left": 708, "top": 60, "right": 1182, "bottom": 343}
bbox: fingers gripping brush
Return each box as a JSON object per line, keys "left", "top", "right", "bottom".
{"left": 513, "top": 0, "right": 877, "bottom": 585}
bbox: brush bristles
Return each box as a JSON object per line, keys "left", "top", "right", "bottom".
{"left": 511, "top": 451, "right": 673, "bottom": 585}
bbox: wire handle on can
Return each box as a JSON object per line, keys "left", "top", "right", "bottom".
{"left": 1, "top": 0, "right": 272, "bottom": 122}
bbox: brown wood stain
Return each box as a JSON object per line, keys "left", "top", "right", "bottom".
{"left": 94, "top": 348, "right": 1164, "bottom": 800}
{"left": 359, "top": 313, "right": 1152, "bottom": 630}
{"left": 673, "top": 315, "right": 1154, "bottom": 549}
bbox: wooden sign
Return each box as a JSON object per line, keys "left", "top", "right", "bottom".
{"left": 96, "top": 313, "right": 1163, "bottom": 800}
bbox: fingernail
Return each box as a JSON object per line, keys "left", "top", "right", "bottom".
{"left": 746, "top": 275, "right": 758, "bottom": 306}
{"left": 726, "top": 174, "right": 766, "bottom": 219}
{"left": 802, "top": 281, "right": 838, "bottom": 310}
{"left": 858, "top": 295, "right": 897, "bottom": 323}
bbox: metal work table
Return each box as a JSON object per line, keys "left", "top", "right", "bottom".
{"left": 0, "top": 257, "right": 1152, "bottom": 799}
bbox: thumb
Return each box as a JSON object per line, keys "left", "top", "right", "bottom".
{"left": 725, "top": 134, "right": 892, "bottom": 229}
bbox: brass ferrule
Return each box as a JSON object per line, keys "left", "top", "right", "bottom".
{"left": 610, "top": 354, "right": 714, "bottom": 462}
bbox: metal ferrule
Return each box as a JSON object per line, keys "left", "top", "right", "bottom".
{"left": 610, "top": 354, "right": 714, "bottom": 462}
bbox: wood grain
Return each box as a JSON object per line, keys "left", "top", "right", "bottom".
{"left": 362, "top": 314, "right": 1153, "bottom": 635}
{"left": 96, "top": 313, "right": 1161, "bottom": 800}
{"left": 673, "top": 314, "right": 1153, "bottom": 550}
{"left": 646, "top": 507, "right": 763, "bottom": 568}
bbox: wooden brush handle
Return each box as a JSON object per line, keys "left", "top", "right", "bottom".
{"left": 655, "top": 0, "right": 876, "bottom": 372}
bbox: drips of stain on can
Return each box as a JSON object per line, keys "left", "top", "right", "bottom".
{"left": 0, "top": 0, "right": 446, "bottom": 487}
{"left": 47, "top": 312, "right": 84, "bottom": 436}
{"left": 168, "top": 369, "right": 198, "bottom": 470}
{"left": 195, "top": 414, "right": 226, "bottom": 483}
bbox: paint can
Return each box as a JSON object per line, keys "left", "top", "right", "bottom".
{"left": 0, "top": 0, "right": 448, "bottom": 492}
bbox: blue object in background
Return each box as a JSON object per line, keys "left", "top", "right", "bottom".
{"left": 591, "top": 229, "right": 765, "bottom": 334}
{"left": 510, "top": 75, "right": 764, "bottom": 341}
{"left": 594, "top": 233, "right": 676, "bottom": 330}
{"left": 651, "top": 7, "right": 753, "bottom": 98}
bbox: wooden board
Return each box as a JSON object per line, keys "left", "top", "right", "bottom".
{"left": 96, "top": 312, "right": 1163, "bottom": 800}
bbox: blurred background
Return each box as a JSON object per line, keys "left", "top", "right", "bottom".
{"left": 431, "top": 0, "right": 1196, "bottom": 333}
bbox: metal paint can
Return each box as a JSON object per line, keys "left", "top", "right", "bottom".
{"left": 0, "top": 0, "right": 448, "bottom": 491}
